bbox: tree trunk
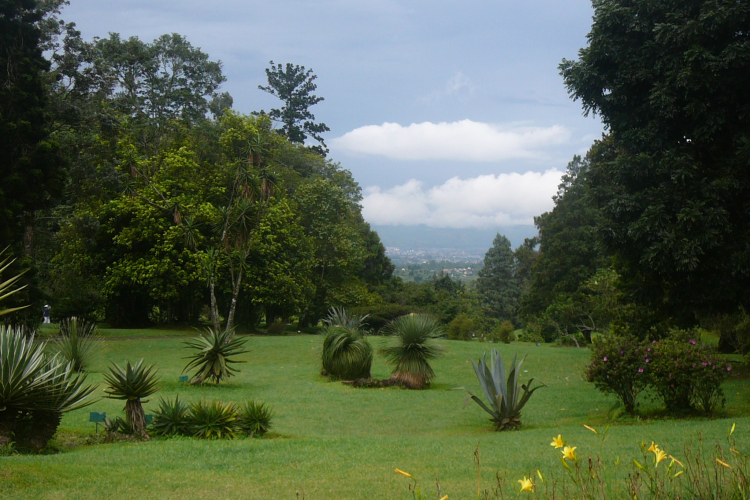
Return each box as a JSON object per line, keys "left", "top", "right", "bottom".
{"left": 125, "top": 399, "right": 150, "bottom": 439}
{"left": 226, "top": 267, "right": 244, "bottom": 332}
{"left": 209, "top": 276, "right": 221, "bottom": 333}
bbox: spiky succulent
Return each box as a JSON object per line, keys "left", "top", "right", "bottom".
{"left": 237, "top": 401, "right": 274, "bottom": 437}
{"left": 187, "top": 400, "right": 238, "bottom": 439}
{"left": 103, "top": 359, "right": 160, "bottom": 437}
{"left": 459, "top": 349, "right": 545, "bottom": 431}
{"left": 183, "top": 328, "right": 248, "bottom": 384}
{"left": 380, "top": 314, "right": 445, "bottom": 389}
{"left": 150, "top": 396, "right": 190, "bottom": 436}
{"left": 53, "top": 317, "right": 100, "bottom": 372}
{"left": 0, "top": 247, "right": 28, "bottom": 317}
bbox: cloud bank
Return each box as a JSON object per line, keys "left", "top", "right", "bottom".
{"left": 331, "top": 120, "right": 570, "bottom": 161}
{"left": 361, "top": 170, "right": 563, "bottom": 229}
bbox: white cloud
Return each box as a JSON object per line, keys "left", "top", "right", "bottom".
{"left": 361, "top": 170, "right": 563, "bottom": 228}
{"left": 330, "top": 120, "right": 571, "bottom": 161}
{"left": 422, "top": 71, "right": 475, "bottom": 104}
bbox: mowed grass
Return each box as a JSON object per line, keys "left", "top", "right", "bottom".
{"left": 1, "top": 332, "right": 749, "bottom": 499}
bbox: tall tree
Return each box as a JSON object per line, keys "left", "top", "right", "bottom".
{"left": 258, "top": 61, "right": 330, "bottom": 156}
{"left": 560, "top": 0, "right": 750, "bottom": 324}
{"left": 476, "top": 234, "right": 519, "bottom": 321}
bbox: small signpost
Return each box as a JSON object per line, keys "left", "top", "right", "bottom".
{"left": 89, "top": 411, "right": 106, "bottom": 434}
{"left": 179, "top": 375, "right": 189, "bottom": 383}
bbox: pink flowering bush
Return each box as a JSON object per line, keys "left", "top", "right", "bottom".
{"left": 585, "top": 335, "right": 650, "bottom": 414}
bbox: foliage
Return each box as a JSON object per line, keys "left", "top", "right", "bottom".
{"left": 459, "top": 349, "right": 544, "bottom": 431}
{"left": 0, "top": 326, "right": 95, "bottom": 452}
{"left": 561, "top": 0, "right": 750, "bottom": 323}
{"left": 150, "top": 396, "right": 190, "bottom": 437}
{"left": 585, "top": 335, "right": 650, "bottom": 414}
{"left": 187, "top": 399, "right": 238, "bottom": 439}
{"left": 476, "top": 233, "right": 520, "bottom": 321}
{"left": 0, "top": 248, "right": 29, "bottom": 317}
{"left": 237, "top": 401, "right": 274, "bottom": 437}
{"left": 103, "top": 359, "right": 160, "bottom": 437}
{"left": 491, "top": 321, "right": 516, "bottom": 344}
{"left": 52, "top": 317, "right": 100, "bottom": 372}
{"left": 649, "top": 337, "right": 729, "bottom": 414}
{"left": 183, "top": 328, "right": 248, "bottom": 384}
{"left": 321, "top": 308, "right": 372, "bottom": 381}
{"left": 351, "top": 303, "right": 414, "bottom": 333}
{"left": 447, "top": 313, "right": 474, "bottom": 341}
{"left": 258, "top": 61, "right": 330, "bottom": 155}
{"left": 379, "top": 314, "right": 445, "bottom": 389}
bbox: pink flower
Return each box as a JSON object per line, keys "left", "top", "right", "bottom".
{"left": 645, "top": 359, "right": 649, "bottom": 363}
{"left": 638, "top": 368, "right": 644, "bottom": 373}
{"left": 689, "top": 339, "right": 697, "bottom": 345}
{"left": 647, "top": 348, "right": 651, "bottom": 352}
{"left": 603, "top": 357, "right": 608, "bottom": 361}
{"left": 728, "top": 365, "right": 732, "bottom": 372}
{"left": 702, "top": 362, "right": 707, "bottom": 366}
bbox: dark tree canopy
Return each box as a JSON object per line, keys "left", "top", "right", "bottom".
{"left": 259, "top": 61, "right": 330, "bottom": 155}
{"left": 476, "top": 233, "right": 519, "bottom": 321}
{"left": 561, "top": 0, "right": 750, "bottom": 323}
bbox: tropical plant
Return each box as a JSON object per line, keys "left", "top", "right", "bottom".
{"left": 187, "top": 399, "right": 238, "bottom": 439}
{"left": 379, "top": 314, "right": 445, "bottom": 389}
{"left": 150, "top": 396, "right": 190, "bottom": 437}
{"left": 0, "top": 326, "right": 95, "bottom": 451}
{"left": 459, "top": 349, "right": 545, "bottom": 431}
{"left": 103, "top": 359, "right": 160, "bottom": 437}
{"left": 52, "top": 317, "right": 100, "bottom": 372}
{"left": 0, "top": 247, "right": 28, "bottom": 317}
{"left": 321, "top": 308, "right": 372, "bottom": 380}
{"left": 237, "top": 401, "right": 274, "bottom": 437}
{"left": 183, "top": 327, "right": 248, "bottom": 384}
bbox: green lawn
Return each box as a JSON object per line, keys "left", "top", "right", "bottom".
{"left": 1, "top": 332, "right": 748, "bottom": 499}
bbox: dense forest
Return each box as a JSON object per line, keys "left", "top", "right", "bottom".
{"left": 3, "top": 0, "right": 750, "bottom": 354}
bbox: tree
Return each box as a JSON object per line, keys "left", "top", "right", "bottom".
{"left": 560, "top": 0, "right": 750, "bottom": 324}
{"left": 258, "top": 61, "right": 330, "bottom": 155}
{"left": 476, "top": 233, "right": 520, "bottom": 321}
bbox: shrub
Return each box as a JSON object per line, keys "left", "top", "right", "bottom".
{"left": 447, "top": 313, "right": 474, "bottom": 340}
{"left": 237, "top": 401, "right": 273, "bottom": 437}
{"left": 183, "top": 328, "right": 248, "bottom": 384}
{"left": 459, "top": 349, "right": 545, "bottom": 431}
{"left": 380, "top": 314, "right": 445, "bottom": 389}
{"left": 187, "top": 400, "right": 238, "bottom": 439}
{"left": 52, "top": 317, "right": 100, "bottom": 372}
{"left": 150, "top": 396, "right": 190, "bottom": 436}
{"left": 266, "top": 320, "right": 288, "bottom": 335}
{"left": 321, "top": 308, "right": 372, "bottom": 380}
{"left": 103, "top": 359, "right": 160, "bottom": 437}
{"left": 585, "top": 335, "right": 649, "bottom": 414}
{"left": 493, "top": 321, "right": 516, "bottom": 344}
{"left": 649, "top": 337, "right": 729, "bottom": 413}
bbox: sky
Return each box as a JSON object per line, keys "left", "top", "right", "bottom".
{"left": 62, "top": 0, "right": 604, "bottom": 248}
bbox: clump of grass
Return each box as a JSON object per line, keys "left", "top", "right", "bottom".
{"left": 237, "top": 401, "right": 274, "bottom": 437}
{"left": 187, "top": 400, "right": 238, "bottom": 439}
{"left": 150, "top": 396, "right": 190, "bottom": 437}
{"left": 53, "top": 317, "right": 100, "bottom": 372}
{"left": 321, "top": 308, "right": 372, "bottom": 380}
{"left": 380, "top": 314, "right": 444, "bottom": 389}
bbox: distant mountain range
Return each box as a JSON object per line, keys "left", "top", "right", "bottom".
{"left": 371, "top": 224, "right": 539, "bottom": 262}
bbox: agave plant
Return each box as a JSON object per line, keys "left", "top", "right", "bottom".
{"left": 380, "top": 314, "right": 445, "bottom": 389}
{"left": 0, "top": 326, "right": 95, "bottom": 451}
{"left": 103, "top": 359, "right": 160, "bottom": 437}
{"left": 183, "top": 328, "right": 248, "bottom": 384}
{"left": 150, "top": 396, "right": 190, "bottom": 437}
{"left": 321, "top": 309, "right": 372, "bottom": 381}
{"left": 459, "top": 349, "right": 545, "bottom": 431}
{"left": 0, "top": 247, "right": 28, "bottom": 317}
{"left": 238, "top": 401, "right": 274, "bottom": 437}
{"left": 52, "top": 317, "right": 100, "bottom": 372}
{"left": 187, "top": 400, "right": 238, "bottom": 439}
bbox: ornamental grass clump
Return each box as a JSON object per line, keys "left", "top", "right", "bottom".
{"left": 183, "top": 327, "right": 248, "bottom": 384}
{"left": 237, "top": 401, "right": 273, "bottom": 437}
{"left": 187, "top": 399, "right": 238, "bottom": 439}
{"left": 321, "top": 308, "right": 372, "bottom": 380}
{"left": 53, "top": 317, "right": 100, "bottom": 372}
{"left": 150, "top": 396, "right": 190, "bottom": 437}
{"left": 458, "top": 349, "right": 545, "bottom": 431}
{"left": 380, "top": 314, "right": 445, "bottom": 389}
{"left": 103, "top": 359, "right": 160, "bottom": 438}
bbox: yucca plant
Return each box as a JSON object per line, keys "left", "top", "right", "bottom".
{"left": 150, "top": 396, "right": 190, "bottom": 437}
{"left": 0, "top": 247, "right": 28, "bottom": 317}
{"left": 0, "top": 326, "right": 95, "bottom": 451}
{"left": 380, "top": 314, "right": 445, "bottom": 389}
{"left": 103, "top": 359, "right": 160, "bottom": 438}
{"left": 187, "top": 400, "right": 238, "bottom": 439}
{"left": 237, "top": 401, "right": 274, "bottom": 437}
{"left": 325, "top": 307, "right": 369, "bottom": 331}
{"left": 459, "top": 349, "right": 545, "bottom": 431}
{"left": 52, "top": 317, "right": 100, "bottom": 372}
{"left": 183, "top": 328, "right": 248, "bottom": 384}
{"left": 321, "top": 327, "right": 372, "bottom": 381}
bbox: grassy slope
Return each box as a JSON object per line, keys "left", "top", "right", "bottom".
{"left": 1, "top": 334, "right": 748, "bottom": 499}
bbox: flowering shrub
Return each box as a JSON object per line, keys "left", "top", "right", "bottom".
{"left": 585, "top": 335, "right": 650, "bottom": 413}
{"left": 649, "top": 338, "right": 728, "bottom": 413}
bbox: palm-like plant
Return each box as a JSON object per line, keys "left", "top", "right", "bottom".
{"left": 183, "top": 328, "right": 248, "bottom": 384}
{"left": 52, "top": 317, "right": 100, "bottom": 372}
{"left": 379, "top": 314, "right": 445, "bottom": 389}
{"left": 150, "top": 396, "right": 190, "bottom": 437}
{"left": 459, "top": 349, "right": 545, "bottom": 431}
{"left": 0, "top": 247, "right": 28, "bottom": 317}
{"left": 238, "top": 401, "right": 274, "bottom": 437}
{"left": 187, "top": 400, "right": 238, "bottom": 439}
{"left": 0, "top": 326, "right": 95, "bottom": 451}
{"left": 103, "top": 359, "right": 160, "bottom": 437}
{"left": 321, "top": 309, "right": 373, "bottom": 381}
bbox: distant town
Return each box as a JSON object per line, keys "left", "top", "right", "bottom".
{"left": 385, "top": 247, "right": 485, "bottom": 265}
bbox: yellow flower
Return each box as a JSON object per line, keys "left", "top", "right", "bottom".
{"left": 550, "top": 434, "right": 565, "bottom": 449}
{"left": 439, "top": 496, "right": 449, "bottom": 500}
{"left": 731, "top": 448, "right": 741, "bottom": 455}
{"left": 668, "top": 455, "right": 684, "bottom": 467}
{"left": 584, "top": 424, "right": 598, "bottom": 434}
{"left": 654, "top": 449, "right": 668, "bottom": 467}
{"left": 730, "top": 423, "right": 736, "bottom": 436}
{"left": 395, "top": 469, "right": 412, "bottom": 478}
{"left": 536, "top": 469, "right": 545, "bottom": 483}
{"left": 716, "top": 459, "right": 732, "bottom": 469}
{"left": 673, "top": 471, "right": 684, "bottom": 478}
{"left": 561, "top": 446, "right": 578, "bottom": 461}
{"left": 646, "top": 441, "right": 658, "bottom": 453}
{"left": 518, "top": 477, "right": 534, "bottom": 493}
